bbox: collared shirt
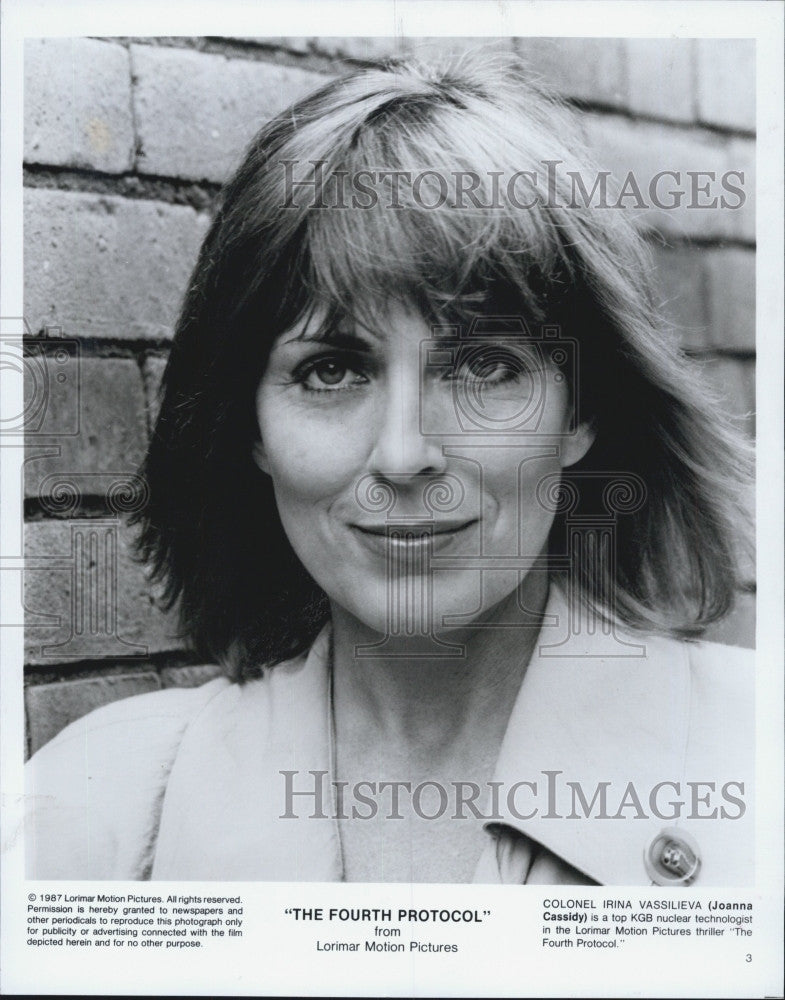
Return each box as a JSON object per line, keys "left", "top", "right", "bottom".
{"left": 26, "top": 588, "right": 754, "bottom": 885}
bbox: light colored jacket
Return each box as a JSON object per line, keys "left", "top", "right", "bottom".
{"left": 25, "top": 588, "right": 754, "bottom": 885}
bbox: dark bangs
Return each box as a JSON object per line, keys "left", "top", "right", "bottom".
{"left": 302, "top": 129, "right": 574, "bottom": 335}
{"left": 228, "top": 55, "right": 593, "bottom": 348}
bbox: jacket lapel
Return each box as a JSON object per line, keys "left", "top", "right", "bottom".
{"left": 154, "top": 589, "right": 754, "bottom": 885}
{"left": 153, "top": 626, "right": 343, "bottom": 881}
{"left": 486, "top": 587, "right": 753, "bottom": 885}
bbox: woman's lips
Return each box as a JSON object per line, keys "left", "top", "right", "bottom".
{"left": 349, "top": 519, "right": 478, "bottom": 556}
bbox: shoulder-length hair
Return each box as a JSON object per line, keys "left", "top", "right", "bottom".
{"left": 134, "top": 50, "right": 752, "bottom": 680}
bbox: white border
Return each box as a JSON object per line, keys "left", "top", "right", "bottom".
{"left": 2, "top": 2, "right": 782, "bottom": 996}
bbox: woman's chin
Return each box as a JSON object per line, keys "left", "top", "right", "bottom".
{"left": 330, "top": 571, "right": 533, "bottom": 648}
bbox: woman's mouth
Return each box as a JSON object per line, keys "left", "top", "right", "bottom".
{"left": 349, "top": 519, "right": 479, "bottom": 556}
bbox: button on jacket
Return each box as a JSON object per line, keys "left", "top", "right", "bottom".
{"left": 25, "top": 588, "right": 754, "bottom": 885}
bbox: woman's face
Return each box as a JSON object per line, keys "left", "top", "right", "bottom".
{"left": 254, "top": 303, "right": 594, "bottom": 639}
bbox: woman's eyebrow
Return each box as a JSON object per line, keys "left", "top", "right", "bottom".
{"left": 285, "top": 329, "right": 374, "bottom": 352}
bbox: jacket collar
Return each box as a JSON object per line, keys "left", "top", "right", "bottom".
{"left": 153, "top": 626, "right": 344, "bottom": 881}
{"left": 486, "top": 585, "right": 692, "bottom": 884}
{"left": 154, "top": 587, "right": 748, "bottom": 885}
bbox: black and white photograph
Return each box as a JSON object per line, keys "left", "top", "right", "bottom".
{"left": 2, "top": 1, "right": 783, "bottom": 996}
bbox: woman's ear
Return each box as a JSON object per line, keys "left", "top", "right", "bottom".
{"left": 558, "top": 419, "right": 596, "bottom": 469}
{"left": 252, "top": 439, "right": 271, "bottom": 475}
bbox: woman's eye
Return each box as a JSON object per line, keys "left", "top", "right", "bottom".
{"left": 451, "top": 349, "right": 528, "bottom": 385}
{"left": 297, "top": 356, "right": 368, "bottom": 392}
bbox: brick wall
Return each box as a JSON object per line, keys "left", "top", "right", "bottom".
{"left": 22, "top": 36, "right": 756, "bottom": 755}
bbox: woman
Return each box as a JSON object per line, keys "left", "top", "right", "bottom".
{"left": 26, "top": 51, "right": 754, "bottom": 885}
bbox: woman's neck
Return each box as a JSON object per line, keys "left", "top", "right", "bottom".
{"left": 330, "top": 572, "right": 550, "bottom": 774}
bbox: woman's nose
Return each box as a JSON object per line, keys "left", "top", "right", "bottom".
{"left": 368, "top": 366, "right": 447, "bottom": 480}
